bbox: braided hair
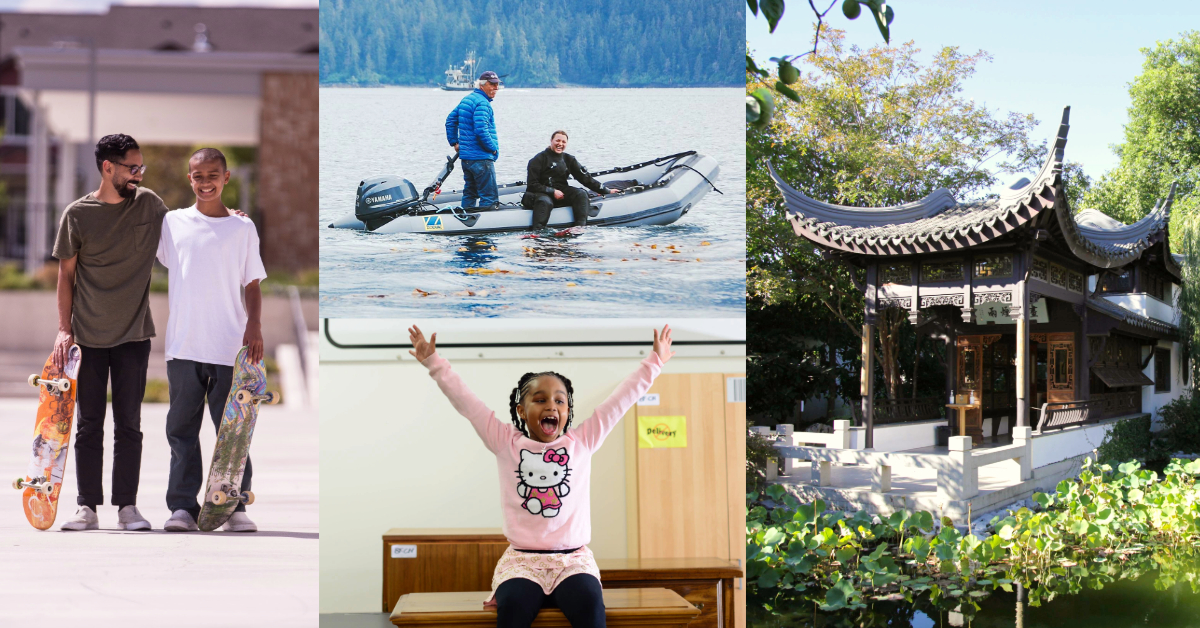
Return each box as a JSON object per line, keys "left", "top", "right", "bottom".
{"left": 509, "top": 371, "right": 575, "bottom": 438}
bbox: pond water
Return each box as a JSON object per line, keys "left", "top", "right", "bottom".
{"left": 319, "top": 86, "right": 745, "bottom": 318}
{"left": 749, "top": 547, "right": 1200, "bottom": 627}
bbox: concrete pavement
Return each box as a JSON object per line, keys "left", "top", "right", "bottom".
{"left": 0, "top": 398, "right": 318, "bottom": 626}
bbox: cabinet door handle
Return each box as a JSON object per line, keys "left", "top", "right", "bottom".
{"left": 695, "top": 602, "right": 704, "bottom": 609}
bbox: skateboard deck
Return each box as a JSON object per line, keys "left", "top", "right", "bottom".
{"left": 197, "top": 346, "right": 278, "bottom": 531}
{"left": 14, "top": 345, "right": 81, "bottom": 530}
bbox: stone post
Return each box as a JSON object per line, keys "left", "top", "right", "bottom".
{"left": 937, "top": 436, "right": 977, "bottom": 500}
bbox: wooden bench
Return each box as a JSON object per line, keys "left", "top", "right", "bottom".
{"left": 383, "top": 530, "right": 742, "bottom": 627}
{"left": 596, "top": 558, "right": 740, "bottom": 628}
{"left": 389, "top": 588, "right": 700, "bottom": 627}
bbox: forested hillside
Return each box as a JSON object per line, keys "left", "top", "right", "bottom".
{"left": 319, "top": 0, "right": 742, "bottom": 86}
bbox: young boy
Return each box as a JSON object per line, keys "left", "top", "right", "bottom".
{"left": 157, "top": 148, "right": 267, "bottom": 532}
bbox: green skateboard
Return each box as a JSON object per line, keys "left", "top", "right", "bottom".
{"left": 197, "top": 346, "right": 279, "bottom": 531}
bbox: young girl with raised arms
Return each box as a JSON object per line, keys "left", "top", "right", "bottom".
{"left": 408, "top": 324, "right": 674, "bottom": 628}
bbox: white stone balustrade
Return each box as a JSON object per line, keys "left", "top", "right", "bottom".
{"left": 773, "top": 425, "right": 1034, "bottom": 501}
{"left": 751, "top": 420, "right": 854, "bottom": 475}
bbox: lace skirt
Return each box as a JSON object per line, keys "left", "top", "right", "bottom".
{"left": 485, "top": 545, "right": 601, "bottom": 603}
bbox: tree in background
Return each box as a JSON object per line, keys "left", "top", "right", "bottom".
{"left": 319, "top": 0, "right": 742, "bottom": 87}
{"left": 747, "top": 29, "right": 1045, "bottom": 413}
{"left": 1084, "top": 32, "right": 1199, "bottom": 386}
{"left": 1083, "top": 31, "right": 1199, "bottom": 227}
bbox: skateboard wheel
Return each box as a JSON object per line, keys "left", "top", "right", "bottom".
{"left": 28, "top": 375, "right": 39, "bottom": 388}
{"left": 59, "top": 380, "right": 70, "bottom": 392}
{"left": 12, "top": 478, "right": 23, "bottom": 490}
{"left": 235, "top": 389, "right": 252, "bottom": 404}
{"left": 40, "top": 483, "right": 54, "bottom": 497}
{"left": 212, "top": 490, "right": 228, "bottom": 506}
{"left": 243, "top": 491, "right": 255, "bottom": 506}
{"left": 264, "top": 392, "right": 280, "bottom": 405}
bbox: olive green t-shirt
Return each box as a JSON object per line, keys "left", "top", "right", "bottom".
{"left": 52, "top": 187, "right": 169, "bottom": 348}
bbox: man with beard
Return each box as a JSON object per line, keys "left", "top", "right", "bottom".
{"left": 521, "top": 130, "right": 618, "bottom": 230}
{"left": 52, "top": 134, "right": 165, "bottom": 531}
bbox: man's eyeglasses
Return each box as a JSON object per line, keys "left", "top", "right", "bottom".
{"left": 112, "top": 161, "right": 147, "bottom": 176}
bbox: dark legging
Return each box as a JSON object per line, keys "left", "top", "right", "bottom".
{"left": 495, "top": 573, "right": 605, "bottom": 628}
{"left": 521, "top": 187, "right": 591, "bottom": 228}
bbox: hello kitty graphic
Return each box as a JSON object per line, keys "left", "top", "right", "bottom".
{"left": 516, "top": 448, "right": 571, "bottom": 518}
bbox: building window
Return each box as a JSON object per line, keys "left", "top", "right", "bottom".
{"left": 973, "top": 255, "right": 1013, "bottom": 279}
{"left": 879, "top": 263, "right": 910, "bottom": 285}
{"left": 921, "top": 259, "right": 964, "bottom": 283}
{"left": 1099, "top": 268, "right": 1133, "bottom": 293}
{"left": 1155, "top": 348, "right": 1171, "bottom": 393}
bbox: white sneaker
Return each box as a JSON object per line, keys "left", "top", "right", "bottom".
{"left": 60, "top": 506, "right": 99, "bottom": 531}
{"left": 163, "top": 510, "right": 198, "bottom": 532}
{"left": 117, "top": 505, "right": 151, "bottom": 531}
{"left": 222, "top": 511, "right": 257, "bottom": 532}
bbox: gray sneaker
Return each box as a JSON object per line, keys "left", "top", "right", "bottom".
{"left": 163, "top": 509, "right": 198, "bottom": 532}
{"left": 117, "top": 505, "right": 151, "bottom": 531}
{"left": 221, "top": 511, "right": 257, "bottom": 532}
{"left": 60, "top": 506, "right": 99, "bottom": 531}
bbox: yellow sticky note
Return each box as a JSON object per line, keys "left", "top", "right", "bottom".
{"left": 638, "top": 416, "right": 687, "bottom": 448}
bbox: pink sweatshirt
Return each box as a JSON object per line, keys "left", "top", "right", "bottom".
{"left": 423, "top": 352, "right": 663, "bottom": 551}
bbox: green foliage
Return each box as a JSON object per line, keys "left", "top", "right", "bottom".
{"left": 747, "top": 300, "right": 858, "bottom": 423}
{"left": 746, "top": 0, "right": 896, "bottom": 127}
{"left": 1082, "top": 31, "right": 1200, "bottom": 229}
{"left": 1096, "top": 414, "right": 1153, "bottom": 466}
{"left": 1155, "top": 393, "right": 1200, "bottom": 455}
{"left": 320, "top": 0, "right": 742, "bottom": 87}
{"left": 748, "top": 457, "right": 1200, "bottom": 617}
{"left": 746, "top": 430, "right": 778, "bottom": 498}
{"left": 0, "top": 262, "right": 46, "bottom": 290}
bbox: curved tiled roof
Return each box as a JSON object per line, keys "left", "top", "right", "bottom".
{"left": 1056, "top": 184, "right": 1175, "bottom": 270}
{"left": 771, "top": 108, "right": 1069, "bottom": 256}
{"left": 772, "top": 107, "right": 1179, "bottom": 269}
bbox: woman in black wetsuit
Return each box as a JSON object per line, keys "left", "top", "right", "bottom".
{"left": 521, "top": 131, "right": 618, "bottom": 229}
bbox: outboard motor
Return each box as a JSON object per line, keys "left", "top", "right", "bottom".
{"left": 354, "top": 177, "right": 419, "bottom": 231}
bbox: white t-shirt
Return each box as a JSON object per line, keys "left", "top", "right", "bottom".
{"left": 156, "top": 206, "right": 268, "bottom": 366}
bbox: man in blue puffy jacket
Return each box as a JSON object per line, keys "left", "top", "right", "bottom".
{"left": 445, "top": 70, "right": 501, "bottom": 208}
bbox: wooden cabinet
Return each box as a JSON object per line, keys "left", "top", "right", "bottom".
{"left": 381, "top": 528, "right": 509, "bottom": 612}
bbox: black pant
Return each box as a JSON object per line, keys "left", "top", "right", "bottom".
{"left": 495, "top": 574, "right": 605, "bottom": 628}
{"left": 75, "top": 339, "right": 151, "bottom": 508}
{"left": 165, "top": 359, "right": 252, "bottom": 520}
{"left": 521, "top": 187, "right": 590, "bottom": 229}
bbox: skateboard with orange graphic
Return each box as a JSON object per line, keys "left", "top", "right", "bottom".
{"left": 13, "top": 345, "right": 82, "bottom": 530}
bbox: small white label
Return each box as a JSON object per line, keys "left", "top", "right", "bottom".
{"left": 391, "top": 544, "right": 417, "bottom": 558}
{"left": 637, "top": 393, "right": 660, "bottom": 406}
{"left": 727, "top": 377, "right": 746, "bottom": 403}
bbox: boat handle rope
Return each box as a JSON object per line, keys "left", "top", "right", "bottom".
{"left": 662, "top": 163, "right": 722, "bottom": 195}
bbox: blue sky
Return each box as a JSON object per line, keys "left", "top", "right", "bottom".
{"left": 747, "top": 0, "right": 1200, "bottom": 192}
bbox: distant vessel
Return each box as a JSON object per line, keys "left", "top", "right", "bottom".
{"left": 441, "top": 51, "right": 479, "bottom": 91}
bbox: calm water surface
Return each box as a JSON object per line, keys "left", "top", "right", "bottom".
{"left": 319, "top": 87, "right": 745, "bottom": 318}
{"left": 749, "top": 550, "right": 1200, "bottom": 627}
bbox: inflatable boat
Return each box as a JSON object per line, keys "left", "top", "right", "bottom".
{"left": 326, "top": 151, "right": 720, "bottom": 235}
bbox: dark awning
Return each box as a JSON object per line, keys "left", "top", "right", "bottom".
{"left": 1092, "top": 365, "right": 1154, "bottom": 388}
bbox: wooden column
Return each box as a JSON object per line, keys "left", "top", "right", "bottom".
{"left": 1014, "top": 254, "right": 1030, "bottom": 428}
{"left": 1079, "top": 306, "right": 1090, "bottom": 402}
{"left": 863, "top": 264, "right": 878, "bottom": 449}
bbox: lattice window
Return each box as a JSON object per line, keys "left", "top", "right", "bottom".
{"left": 879, "top": 263, "right": 911, "bottom": 285}
{"left": 1099, "top": 268, "right": 1133, "bottom": 293}
{"left": 974, "top": 255, "right": 1013, "bottom": 279}
{"left": 921, "top": 259, "right": 964, "bottom": 283}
